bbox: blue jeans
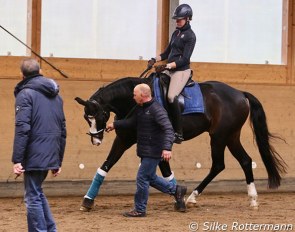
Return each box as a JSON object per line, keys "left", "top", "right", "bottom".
{"left": 135, "top": 157, "right": 176, "bottom": 213}
{"left": 24, "top": 171, "right": 56, "bottom": 232}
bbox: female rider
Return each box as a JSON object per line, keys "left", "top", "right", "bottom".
{"left": 148, "top": 4, "right": 196, "bottom": 144}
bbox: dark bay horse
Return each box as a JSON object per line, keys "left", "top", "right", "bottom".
{"left": 75, "top": 73, "right": 286, "bottom": 209}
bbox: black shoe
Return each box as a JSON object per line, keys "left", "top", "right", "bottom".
{"left": 174, "top": 185, "right": 187, "bottom": 212}
{"left": 174, "top": 133, "right": 184, "bottom": 144}
{"left": 123, "top": 210, "right": 146, "bottom": 217}
{"left": 80, "top": 198, "right": 94, "bottom": 212}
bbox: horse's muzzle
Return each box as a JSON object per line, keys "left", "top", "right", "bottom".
{"left": 92, "top": 137, "right": 102, "bottom": 146}
{"left": 86, "top": 131, "right": 103, "bottom": 146}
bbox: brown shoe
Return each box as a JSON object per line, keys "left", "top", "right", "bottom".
{"left": 123, "top": 210, "right": 146, "bottom": 217}
{"left": 174, "top": 185, "right": 187, "bottom": 212}
{"left": 80, "top": 198, "right": 94, "bottom": 212}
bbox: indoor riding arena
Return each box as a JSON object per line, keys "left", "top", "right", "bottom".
{"left": 0, "top": 1, "right": 294, "bottom": 231}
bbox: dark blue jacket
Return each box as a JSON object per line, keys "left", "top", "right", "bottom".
{"left": 114, "top": 99, "right": 174, "bottom": 159}
{"left": 160, "top": 22, "right": 196, "bottom": 71}
{"left": 12, "top": 75, "right": 66, "bottom": 171}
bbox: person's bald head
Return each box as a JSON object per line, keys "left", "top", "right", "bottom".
{"left": 133, "top": 84, "right": 152, "bottom": 105}
{"left": 20, "top": 58, "right": 40, "bottom": 78}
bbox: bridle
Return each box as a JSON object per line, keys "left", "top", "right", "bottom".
{"left": 85, "top": 65, "right": 149, "bottom": 141}
{"left": 85, "top": 99, "right": 110, "bottom": 141}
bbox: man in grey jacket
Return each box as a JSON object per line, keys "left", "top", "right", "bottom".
{"left": 12, "top": 58, "right": 66, "bottom": 231}
{"left": 106, "top": 84, "right": 186, "bottom": 217}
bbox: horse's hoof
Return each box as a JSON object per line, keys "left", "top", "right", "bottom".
{"left": 186, "top": 198, "right": 197, "bottom": 205}
{"left": 80, "top": 198, "right": 94, "bottom": 212}
{"left": 186, "top": 202, "right": 197, "bottom": 208}
{"left": 250, "top": 205, "right": 259, "bottom": 210}
{"left": 185, "top": 190, "right": 198, "bottom": 206}
{"left": 249, "top": 196, "right": 259, "bottom": 209}
{"left": 250, "top": 202, "right": 259, "bottom": 210}
{"left": 80, "top": 206, "right": 91, "bottom": 212}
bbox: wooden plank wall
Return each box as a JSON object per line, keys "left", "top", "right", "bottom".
{"left": 1, "top": 78, "right": 294, "bottom": 184}
{"left": 0, "top": 57, "right": 289, "bottom": 84}
{"left": 0, "top": 1, "right": 294, "bottom": 187}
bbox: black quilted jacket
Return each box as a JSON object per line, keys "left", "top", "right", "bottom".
{"left": 114, "top": 99, "right": 174, "bottom": 159}
{"left": 160, "top": 22, "right": 196, "bottom": 71}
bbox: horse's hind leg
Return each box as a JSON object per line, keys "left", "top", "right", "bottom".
{"left": 187, "top": 137, "right": 226, "bottom": 205}
{"left": 227, "top": 132, "right": 259, "bottom": 208}
{"left": 158, "top": 160, "right": 177, "bottom": 184}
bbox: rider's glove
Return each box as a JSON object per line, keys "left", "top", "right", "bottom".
{"left": 155, "top": 64, "right": 167, "bottom": 73}
{"left": 148, "top": 58, "right": 156, "bottom": 67}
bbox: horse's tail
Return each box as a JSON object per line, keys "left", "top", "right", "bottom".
{"left": 243, "top": 91, "right": 287, "bottom": 189}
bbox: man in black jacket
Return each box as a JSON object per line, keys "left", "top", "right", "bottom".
{"left": 106, "top": 84, "right": 187, "bottom": 217}
{"left": 12, "top": 58, "right": 66, "bottom": 231}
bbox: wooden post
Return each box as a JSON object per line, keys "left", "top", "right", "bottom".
{"left": 156, "top": 0, "right": 170, "bottom": 55}
{"left": 283, "top": 0, "right": 292, "bottom": 84}
{"left": 291, "top": 0, "right": 295, "bottom": 84}
{"left": 27, "top": 0, "right": 42, "bottom": 62}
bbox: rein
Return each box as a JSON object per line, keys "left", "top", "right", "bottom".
{"left": 139, "top": 64, "right": 153, "bottom": 78}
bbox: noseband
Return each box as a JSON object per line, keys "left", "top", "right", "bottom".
{"left": 86, "top": 128, "right": 105, "bottom": 138}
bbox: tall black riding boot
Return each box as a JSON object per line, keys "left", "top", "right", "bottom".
{"left": 170, "top": 97, "right": 184, "bottom": 144}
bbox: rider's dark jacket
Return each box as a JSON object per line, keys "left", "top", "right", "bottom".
{"left": 160, "top": 22, "right": 196, "bottom": 71}
{"left": 12, "top": 75, "right": 67, "bottom": 171}
{"left": 114, "top": 98, "right": 174, "bottom": 159}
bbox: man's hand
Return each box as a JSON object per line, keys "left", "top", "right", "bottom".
{"left": 13, "top": 163, "right": 25, "bottom": 178}
{"left": 51, "top": 168, "right": 61, "bottom": 177}
{"left": 162, "top": 150, "right": 172, "bottom": 162}
{"left": 105, "top": 123, "right": 115, "bottom": 132}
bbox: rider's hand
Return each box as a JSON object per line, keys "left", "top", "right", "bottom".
{"left": 148, "top": 58, "right": 156, "bottom": 67}
{"left": 155, "top": 64, "right": 167, "bottom": 73}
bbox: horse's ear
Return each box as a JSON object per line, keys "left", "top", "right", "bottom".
{"left": 75, "top": 97, "right": 87, "bottom": 106}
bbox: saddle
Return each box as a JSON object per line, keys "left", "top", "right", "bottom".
{"left": 155, "top": 71, "right": 195, "bottom": 111}
{"left": 152, "top": 71, "right": 205, "bottom": 115}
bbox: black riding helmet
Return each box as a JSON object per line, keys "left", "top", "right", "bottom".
{"left": 172, "top": 4, "right": 193, "bottom": 20}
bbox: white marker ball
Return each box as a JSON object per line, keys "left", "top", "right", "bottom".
{"left": 196, "top": 162, "right": 202, "bottom": 168}
{"left": 79, "top": 163, "right": 85, "bottom": 169}
{"left": 252, "top": 162, "right": 257, "bottom": 169}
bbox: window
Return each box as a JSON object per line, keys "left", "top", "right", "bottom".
{"left": 181, "top": 0, "right": 283, "bottom": 64}
{"left": 0, "top": 0, "right": 28, "bottom": 56}
{"left": 41, "top": 0, "right": 157, "bottom": 59}
{"left": 0, "top": 0, "right": 285, "bottom": 64}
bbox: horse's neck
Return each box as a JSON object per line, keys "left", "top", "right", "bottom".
{"left": 95, "top": 77, "right": 145, "bottom": 119}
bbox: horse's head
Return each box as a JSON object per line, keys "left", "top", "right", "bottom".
{"left": 75, "top": 97, "right": 110, "bottom": 146}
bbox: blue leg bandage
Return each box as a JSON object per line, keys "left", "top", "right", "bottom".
{"left": 85, "top": 169, "right": 106, "bottom": 199}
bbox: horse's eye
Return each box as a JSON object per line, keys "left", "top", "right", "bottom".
{"left": 88, "top": 115, "right": 95, "bottom": 120}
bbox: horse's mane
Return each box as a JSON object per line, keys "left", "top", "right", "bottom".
{"left": 90, "top": 76, "right": 152, "bottom": 101}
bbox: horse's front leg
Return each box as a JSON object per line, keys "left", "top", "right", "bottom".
{"left": 80, "top": 135, "right": 136, "bottom": 212}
